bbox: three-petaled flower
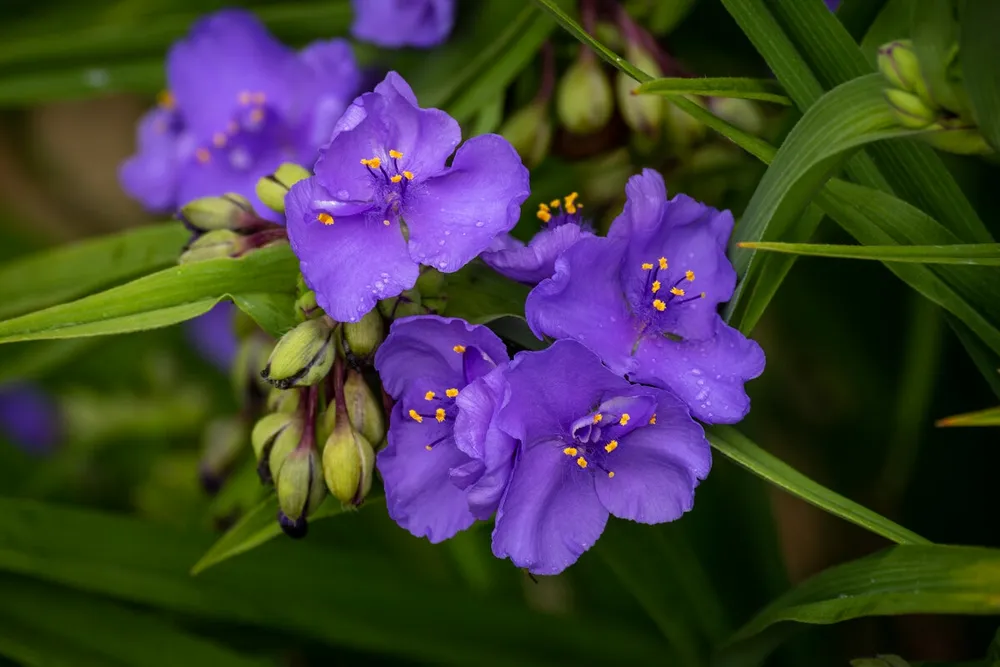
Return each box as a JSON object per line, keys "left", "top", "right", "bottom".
{"left": 351, "top": 0, "right": 455, "bottom": 49}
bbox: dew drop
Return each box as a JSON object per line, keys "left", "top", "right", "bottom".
{"left": 337, "top": 189, "right": 350, "bottom": 199}
{"left": 690, "top": 369, "right": 702, "bottom": 376}
{"left": 474, "top": 221, "right": 485, "bottom": 228}
{"left": 438, "top": 261, "right": 447, "bottom": 269}
{"left": 438, "top": 239, "right": 446, "bottom": 246}
{"left": 696, "top": 379, "right": 705, "bottom": 386}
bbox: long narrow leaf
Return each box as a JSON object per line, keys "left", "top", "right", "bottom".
{"left": 636, "top": 77, "right": 791, "bottom": 104}
{"left": 738, "top": 242, "right": 1000, "bottom": 265}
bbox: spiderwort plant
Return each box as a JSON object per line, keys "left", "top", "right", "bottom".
{"left": 285, "top": 72, "right": 530, "bottom": 322}
{"left": 350, "top": 0, "right": 455, "bottom": 49}
{"left": 120, "top": 9, "right": 362, "bottom": 217}
{"left": 526, "top": 169, "right": 765, "bottom": 424}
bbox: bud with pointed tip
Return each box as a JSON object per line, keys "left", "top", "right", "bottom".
{"left": 885, "top": 89, "right": 937, "bottom": 129}
{"left": 616, "top": 45, "right": 663, "bottom": 138}
{"left": 251, "top": 411, "right": 296, "bottom": 483}
{"left": 266, "top": 387, "right": 301, "bottom": 415}
{"left": 343, "top": 309, "right": 385, "bottom": 361}
{"left": 261, "top": 318, "right": 335, "bottom": 389}
{"left": 557, "top": 55, "right": 615, "bottom": 135}
{"left": 179, "top": 230, "right": 244, "bottom": 264}
{"left": 233, "top": 334, "right": 273, "bottom": 402}
{"left": 500, "top": 101, "right": 553, "bottom": 168}
{"left": 922, "top": 126, "right": 992, "bottom": 155}
{"left": 180, "top": 193, "right": 256, "bottom": 233}
{"left": 295, "top": 290, "right": 319, "bottom": 321}
{"left": 322, "top": 412, "right": 375, "bottom": 506}
{"left": 344, "top": 370, "right": 386, "bottom": 445}
{"left": 256, "top": 162, "right": 312, "bottom": 214}
{"left": 878, "top": 40, "right": 927, "bottom": 98}
{"left": 266, "top": 416, "right": 303, "bottom": 484}
{"left": 198, "top": 416, "right": 247, "bottom": 495}
{"left": 276, "top": 446, "right": 327, "bottom": 538}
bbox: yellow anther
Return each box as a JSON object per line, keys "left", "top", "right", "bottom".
{"left": 156, "top": 90, "right": 175, "bottom": 109}
{"left": 608, "top": 471, "right": 615, "bottom": 478}
{"left": 651, "top": 280, "right": 661, "bottom": 294}
{"left": 576, "top": 456, "right": 588, "bottom": 469}
{"left": 445, "top": 388, "right": 459, "bottom": 398}
{"left": 619, "top": 414, "right": 630, "bottom": 426}
{"left": 641, "top": 263, "right": 654, "bottom": 270}
{"left": 408, "top": 409, "right": 423, "bottom": 423}
{"left": 212, "top": 132, "right": 227, "bottom": 147}
{"left": 670, "top": 287, "right": 685, "bottom": 297}
{"left": 251, "top": 91, "right": 266, "bottom": 105}
{"left": 424, "top": 391, "right": 436, "bottom": 401}
{"left": 539, "top": 203, "right": 550, "bottom": 211}
{"left": 699, "top": 292, "right": 706, "bottom": 298}
{"left": 550, "top": 199, "right": 561, "bottom": 208}
{"left": 391, "top": 174, "right": 403, "bottom": 183}
{"left": 563, "top": 447, "right": 578, "bottom": 456}
{"left": 564, "top": 192, "right": 580, "bottom": 214}
{"left": 402, "top": 170, "right": 414, "bottom": 180}
{"left": 604, "top": 440, "right": 618, "bottom": 453}
{"left": 425, "top": 445, "right": 433, "bottom": 451}
{"left": 383, "top": 219, "right": 391, "bottom": 226}
{"left": 685, "top": 270, "right": 695, "bottom": 281}
{"left": 249, "top": 108, "right": 264, "bottom": 124}
{"left": 453, "top": 345, "right": 466, "bottom": 353}
{"left": 389, "top": 149, "right": 404, "bottom": 159}
{"left": 649, "top": 414, "right": 656, "bottom": 425}
{"left": 658, "top": 257, "right": 668, "bottom": 270}
{"left": 317, "top": 212, "right": 334, "bottom": 225}
{"left": 537, "top": 210, "right": 552, "bottom": 223}
{"left": 653, "top": 299, "right": 666, "bottom": 311}
{"left": 195, "top": 147, "right": 211, "bottom": 163}
{"left": 593, "top": 414, "right": 603, "bottom": 424}
{"left": 238, "top": 90, "right": 252, "bottom": 105}
{"left": 369, "top": 157, "right": 382, "bottom": 169}
{"left": 435, "top": 408, "right": 446, "bottom": 423}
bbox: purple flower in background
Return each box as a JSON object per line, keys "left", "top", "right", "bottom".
{"left": 0, "top": 383, "right": 61, "bottom": 455}
{"left": 286, "top": 72, "right": 530, "bottom": 322}
{"left": 185, "top": 302, "right": 239, "bottom": 371}
{"left": 825, "top": 0, "right": 841, "bottom": 11}
{"left": 351, "top": 0, "right": 455, "bottom": 49}
{"left": 526, "top": 169, "right": 764, "bottom": 424}
{"left": 375, "top": 315, "right": 511, "bottom": 542}
{"left": 120, "top": 9, "right": 362, "bottom": 217}
{"left": 482, "top": 193, "right": 595, "bottom": 284}
{"left": 487, "top": 340, "right": 710, "bottom": 575}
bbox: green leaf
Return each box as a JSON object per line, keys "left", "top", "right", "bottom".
{"left": 707, "top": 426, "right": 930, "bottom": 545}
{"left": 935, "top": 405, "right": 1000, "bottom": 427}
{"left": 959, "top": 0, "right": 1000, "bottom": 150}
{"left": 737, "top": 242, "right": 1000, "bottom": 265}
{"left": 0, "top": 338, "right": 100, "bottom": 384}
{"left": 0, "top": 222, "right": 187, "bottom": 320}
{"left": 911, "top": 0, "right": 961, "bottom": 114}
{"left": 635, "top": 77, "right": 791, "bottom": 104}
{"left": 231, "top": 293, "right": 298, "bottom": 339}
{"left": 0, "top": 244, "right": 299, "bottom": 344}
{"left": 0, "top": 60, "right": 163, "bottom": 106}
{"left": 443, "top": 261, "right": 531, "bottom": 324}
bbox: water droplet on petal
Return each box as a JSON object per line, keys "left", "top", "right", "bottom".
{"left": 475, "top": 221, "right": 485, "bottom": 228}
{"left": 438, "top": 239, "right": 446, "bottom": 246}
{"left": 438, "top": 261, "right": 447, "bottom": 269}
{"left": 337, "top": 190, "right": 350, "bottom": 199}
{"left": 691, "top": 369, "right": 702, "bottom": 376}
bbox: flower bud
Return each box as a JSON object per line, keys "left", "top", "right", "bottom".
{"left": 276, "top": 446, "right": 327, "bottom": 538}
{"left": 178, "top": 230, "right": 243, "bottom": 264}
{"left": 556, "top": 56, "right": 615, "bottom": 135}
{"left": 500, "top": 101, "right": 553, "bottom": 168}
{"left": 664, "top": 96, "right": 707, "bottom": 155}
{"left": 322, "top": 415, "right": 375, "bottom": 506}
{"left": 198, "top": 416, "right": 247, "bottom": 495}
{"left": 922, "top": 127, "right": 992, "bottom": 155}
{"left": 261, "top": 318, "right": 335, "bottom": 389}
{"left": 710, "top": 97, "right": 765, "bottom": 135}
{"left": 415, "top": 269, "right": 446, "bottom": 298}
{"left": 179, "top": 193, "right": 255, "bottom": 233}
{"left": 342, "top": 309, "right": 385, "bottom": 361}
{"left": 256, "top": 162, "right": 312, "bottom": 214}
{"left": 344, "top": 370, "right": 386, "bottom": 445}
{"left": 884, "top": 89, "right": 937, "bottom": 129}
{"left": 251, "top": 411, "right": 296, "bottom": 481}
{"left": 267, "top": 416, "right": 304, "bottom": 484}
{"left": 266, "top": 387, "right": 302, "bottom": 415}
{"left": 616, "top": 45, "right": 663, "bottom": 138}
{"left": 295, "top": 290, "right": 319, "bottom": 321}
{"left": 232, "top": 334, "right": 273, "bottom": 402}
{"left": 877, "top": 40, "right": 927, "bottom": 98}
{"left": 421, "top": 297, "right": 447, "bottom": 313}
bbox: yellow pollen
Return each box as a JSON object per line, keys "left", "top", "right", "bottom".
{"left": 156, "top": 90, "right": 175, "bottom": 109}
{"left": 550, "top": 199, "right": 561, "bottom": 208}
{"left": 537, "top": 210, "right": 552, "bottom": 223}
{"left": 238, "top": 90, "right": 252, "bottom": 105}
{"left": 383, "top": 219, "right": 391, "bottom": 226}
{"left": 564, "top": 192, "right": 580, "bottom": 214}
{"left": 670, "top": 287, "right": 685, "bottom": 296}
{"left": 435, "top": 408, "right": 446, "bottom": 423}
{"left": 651, "top": 280, "right": 661, "bottom": 294}
{"left": 608, "top": 471, "right": 615, "bottom": 478}
{"left": 212, "top": 132, "right": 227, "bottom": 147}
{"left": 576, "top": 457, "right": 588, "bottom": 469}
{"left": 658, "top": 257, "right": 668, "bottom": 270}
{"left": 453, "top": 345, "right": 466, "bottom": 353}
{"left": 653, "top": 299, "right": 666, "bottom": 311}
{"left": 391, "top": 174, "right": 403, "bottom": 183}
{"left": 685, "top": 270, "right": 695, "bottom": 281}
{"left": 445, "top": 388, "right": 459, "bottom": 398}
{"left": 605, "top": 440, "right": 618, "bottom": 453}
{"left": 317, "top": 212, "right": 334, "bottom": 225}
{"left": 402, "top": 170, "right": 414, "bottom": 180}
{"left": 424, "top": 391, "right": 436, "bottom": 401}
{"left": 619, "top": 414, "right": 630, "bottom": 426}
{"left": 251, "top": 92, "right": 266, "bottom": 105}
{"left": 389, "top": 149, "right": 404, "bottom": 159}
{"left": 649, "top": 414, "right": 656, "bottom": 425}
{"left": 563, "top": 447, "right": 578, "bottom": 456}
{"left": 425, "top": 445, "right": 433, "bottom": 451}
{"left": 408, "top": 409, "right": 423, "bottom": 423}
{"left": 641, "top": 263, "right": 654, "bottom": 270}
{"left": 699, "top": 292, "right": 706, "bottom": 298}
{"left": 195, "top": 148, "right": 211, "bottom": 163}
{"left": 249, "top": 108, "right": 264, "bottom": 124}
{"left": 593, "top": 414, "right": 603, "bottom": 424}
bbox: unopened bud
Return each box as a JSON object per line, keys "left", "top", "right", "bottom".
{"left": 267, "top": 416, "right": 303, "bottom": 484}
{"left": 180, "top": 193, "right": 255, "bottom": 233}
{"left": 251, "top": 411, "right": 296, "bottom": 482}
{"left": 322, "top": 415, "right": 375, "bottom": 506}
{"left": 178, "top": 230, "right": 243, "bottom": 264}
{"left": 343, "top": 309, "right": 385, "bottom": 360}
{"left": 295, "top": 290, "right": 319, "bottom": 321}
{"left": 885, "top": 89, "right": 937, "bottom": 129}
{"left": 557, "top": 56, "right": 614, "bottom": 135}
{"left": 923, "top": 127, "right": 992, "bottom": 155}
{"left": 232, "top": 334, "right": 273, "bottom": 402}
{"left": 617, "top": 45, "right": 663, "bottom": 138}
{"left": 415, "top": 269, "right": 446, "bottom": 298}
{"left": 276, "top": 447, "right": 327, "bottom": 537}
{"left": 261, "top": 318, "right": 335, "bottom": 389}
{"left": 500, "top": 101, "right": 553, "bottom": 168}
{"left": 710, "top": 97, "right": 765, "bottom": 135}
{"left": 256, "top": 162, "right": 312, "bottom": 214}
{"left": 198, "top": 416, "right": 247, "bottom": 494}
{"left": 344, "top": 370, "right": 386, "bottom": 444}
{"left": 266, "top": 387, "right": 302, "bottom": 414}
{"left": 877, "top": 40, "right": 926, "bottom": 97}
{"left": 422, "top": 297, "right": 447, "bottom": 313}
{"left": 664, "top": 96, "right": 707, "bottom": 154}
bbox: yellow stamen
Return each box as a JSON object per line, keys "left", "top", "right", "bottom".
{"left": 249, "top": 108, "right": 264, "bottom": 124}
{"left": 317, "top": 212, "right": 334, "bottom": 225}
{"left": 670, "top": 287, "right": 685, "bottom": 297}
{"left": 195, "top": 148, "right": 211, "bottom": 163}
{"left": 593, "top": 414, "right": 603, "bottom": 424}
{"left": 658, "top": 257, "right": 668, "bottom": 270}
{"left": 653, "top": 299, "right": 666, "bottom": 311}
{"left": 368, "top": 157, "right": 382, "bottom": 169}
{"left": 445, "top": 388, "right": 459, "bottom": 398}
{"left": 408, "top": 409, "right": 423, "bottom": 423}
{"left": 641, "top": 262, "right": 654, "bottom": 270}
{"left": 388, "top": 149, "right": 404, "bottom": 159}
{"left": 649, "top": 414, "right": 656, "bottom": 425}
{"left": 564, "top": 192, "right": 580, "bottom": 214}
{"left": 238, "top": 90, "right": 252, "bottom": 105}
{"left": 576, "top": 456, "right": 588, "bottom": 469}
{"left": 608, "top": 471, "right": 615, "bottom": 478}
{"left": 251, "top": 92, "right": 266, "bottom": 105}
{"left": 391, "top": 174, "right": 403, "bottom": 183}
{"left": 425, "top": 445, "right": 433, "bottom": 451}
{"left": 156, "top": 90, "right": 175, "bottom": 109}
{"left": 537, "top": 210, "right": 552, "bottom": 223}
{"left": 453, "top": 345, "right": 466, "bottom": 353}
{"left": 435, "top": 408, "right": 446, "bottom": 423}
{"left": 563, "top": 447, "right": 578, "bottom": 456}
{"left": 383, "top": 219, "right": 391, "bottom": 226}
{"left": 550, "top": 199, "right": 561, "bottom": 208}
{"left": 212, "top": 132, "right": 227, "bottom": 147}
{"left": 651, "top": 280, "right": 661, "bottom": 294}
{"left": 685, "top": 270, "right": 695, "bottom": 281}
{"left": 619, "top": 414, "right": 630, "bottom": 426}
{"left": 604, "top": 440, "right": 618, "bottom": 453}
{"left": 539, "top": 203, "right": 550, "bottom": 211}
{"left": 402, "top": 170, "right": 414, "bottom": 180}
{"left": 699, "top": 292, "right": 706, "bottom": 298}
{"left": 424, "top": 391, "right": 436, "bottom": 401}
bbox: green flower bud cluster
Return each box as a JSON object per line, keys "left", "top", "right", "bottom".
{"left": 261, "top": 318, "right": 336, "bottom": 390}
{"left": 255, "top": 162, "right": 312, "bottom": 215}
{"left": 177, "top": 190, "right": 289, "bottom": 264}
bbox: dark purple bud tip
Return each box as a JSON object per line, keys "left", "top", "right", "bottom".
{"left": 278, "top": 510, "right": 308, "bottom": 539}
{"left": 199, "top": 465, "right": 225, "bottom": 496}
{"left": 257, "top": 456, "right": 274, "bottom": 485}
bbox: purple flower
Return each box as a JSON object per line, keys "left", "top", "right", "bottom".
{"left": 351, "top": 0, "right": 455, "bottom": 49}
{"left": 285, "top": 72, "right": 530, "bottom": 322}
{"left": 120, "top": 10, "right": 362, "bottom": 218}
{"left": 525, "top": 169, "right": 765, "bottom": 424}
{"left": 375, "top": 315, "right": 511, "bottom": 542}
{"left": 825, "top": 0, "right": 841, "bottom": 11}
{"left": 482, "top": 193, "right": 595, "bottom": 284}
{"left": 0, "top": 383, "right": 61, "bottom": 455}
{"left": 478, "top": 340, "right": 710, "bottom": 575}
{"left": 185, "top": 302, "right": 239, "bottom": 371}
